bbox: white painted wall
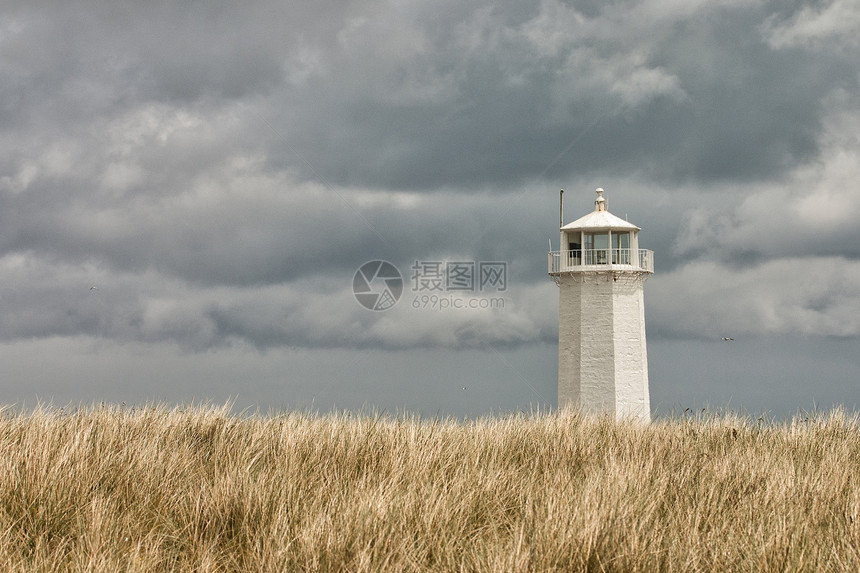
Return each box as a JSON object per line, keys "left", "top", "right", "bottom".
{"left": 611, "top": 275, "right": 650, "bottom": 421}
{"left": 558, "top": 272, "right": 650, "bottom": 422}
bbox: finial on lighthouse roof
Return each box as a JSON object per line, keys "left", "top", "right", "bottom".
{"left": 595, "top": 188, "right": 606, "bottom": 212}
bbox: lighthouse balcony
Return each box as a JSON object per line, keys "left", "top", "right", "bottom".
{"left": 548, "top": 249, "right": 654, "bottom": 275}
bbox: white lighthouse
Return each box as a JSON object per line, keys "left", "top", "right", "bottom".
{"left": 548, "top": 188, "right": 654, "bottom": 422}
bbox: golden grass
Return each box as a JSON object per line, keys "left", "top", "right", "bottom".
{"left": 1, "top": 403, "right": 858, "bottom": 572}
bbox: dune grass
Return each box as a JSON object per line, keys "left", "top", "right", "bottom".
{"left": 0, "top": 403, "right": 858, "bottom": 572}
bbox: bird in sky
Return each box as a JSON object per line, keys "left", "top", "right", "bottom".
{"left": 90, "top": 285, "right": 99, "bottom": 290}
{"left": 721, "top": 337, "right": 734, "bottom": 342}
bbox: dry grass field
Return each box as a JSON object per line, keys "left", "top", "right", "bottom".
{"left": 1, "top": 403, "right": 858, "bottom": 572}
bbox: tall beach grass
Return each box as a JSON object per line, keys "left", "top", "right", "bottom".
{"left": 1, "top": 403, "right": 858, "bottom": 571}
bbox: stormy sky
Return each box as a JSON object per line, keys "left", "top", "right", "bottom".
{"left": 1, "top": 0, "right": 859, "bottom": 418}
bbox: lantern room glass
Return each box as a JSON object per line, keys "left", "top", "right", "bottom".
{"left": 584, "top": 232, "right": 608, "bottom": 264}
{"left": 612, "top": 232, "right": 630, "bottom": 264}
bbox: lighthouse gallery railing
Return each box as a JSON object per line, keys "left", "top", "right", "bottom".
{"left": 548, "top": 249, "right": 654, "bottom": 274}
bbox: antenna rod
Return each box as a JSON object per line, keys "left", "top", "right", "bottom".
{"left": 559, "top": 189, "right": 564, "bottom": 229}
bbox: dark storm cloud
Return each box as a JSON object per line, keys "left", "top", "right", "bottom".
{"left": 1, "top": 0, "right": 826, "bottom": 191}
{"left": 2, "top": 0, "right": 852, "bottom": 197}
{"left": 268, "top": 0, "right": 849, "bottom": 189}
{"left": 0, "top": 0, "right": 859, "bottom": 355}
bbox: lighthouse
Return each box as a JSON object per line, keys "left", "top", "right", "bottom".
{"left": 548, "top": 188, "right": 654, "bottom": 422}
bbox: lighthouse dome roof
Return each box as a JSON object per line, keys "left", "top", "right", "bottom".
{"left": 561, "top": 209, "right": 640, "bottom": 231}
{"left": 561, "top": 189, "right": 640, "bottom": 231}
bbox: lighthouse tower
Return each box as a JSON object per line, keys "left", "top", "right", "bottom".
{"left": 548, "top": 188, "right": 654, "bottom": 422}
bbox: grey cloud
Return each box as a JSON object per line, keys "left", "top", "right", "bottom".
{"left": 761, "top": 0, "right": 860, "bottom": 50}
{"left": 205, "top": 281, "right": 556, "bottom": 352}
{"left": 649, "top": 257, "right": 860, "bottom": 339}
{"left": 0, "top": 250, "right": 555, "bottom": 351}
{"left": 3, "top": 0, "right": 853, "bottom": 201}
{"left": 648, "top": 83, "right": 860, "bottom": 341}
{"left": 268, "top": 0, "right": 848, "bottom": 189}
{"left": 2, "top": 91, "right": 571, "bottom": 288}
{"left": 672, "top": 87, "right": 860, "bottom": 264}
